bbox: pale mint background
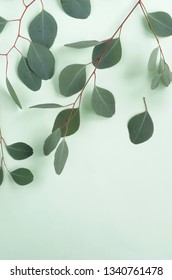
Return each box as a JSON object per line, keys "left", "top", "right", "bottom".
{"left": 0, "top": 0, "right": 172, "bottom": 259}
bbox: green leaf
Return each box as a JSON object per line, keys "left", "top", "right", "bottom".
{"left": 128, "top": 108, "right": 154, "bottom": 144}
{"left": 10, "top": 168, "right": 33, "bottom": 186}
{"left": 92, "top": 38, "right": 122, "bottom": 69}
{"left": 27, "top": 42, "right": 55, "bottom": 80}
{"left": 161, "top": 64, "right": 171, "bottom": 86}
{"left": 54, "top": 139, "right": 68, "bottom": 175}
{"left": 91, "top": 86, "right": 115, "bottom": 118}
{"left": 6, "top": 78, "right": 22, "bottom": 109}
{"left": 18, "top": 56, "right": 42, "bottom": 91}
{"left": 0, "top": 166, "right": 3, "bottom": 186}
{"left": 53, "top": 108, "right": 80, "bottom": 137}
{"left": 61, "top": 0, "right": 91, "bottom": 19}
{"left": 148, "top": 12, "right": 172, "bottom": 37}
{"left": 65, "top": 40, "right": 100, "bottom": 48}
{"left": 0, "top": 16, "right": 7, "bottom": 33}
{"left": 151, "top": 74, "right": 162, "bottom": 90}
{"left": 59, "top": 64, "right": 86, "bottom": 96}
{"left": 158, "top": 58, "right": 165, "bottom": 73}
{"left": 6, "top": 142, "right": 33, "bottom": 160}
{"left": 29, "top": 10, "right": 57, "bottom": 48}
{"left": 43, "top": 128, "right": 61, "bottom": 155}
{"left": 30, "top": 103, "right": 63, "bottom": 109}
{"left": 148, "top": 47, "right": 159, "bottom": 72}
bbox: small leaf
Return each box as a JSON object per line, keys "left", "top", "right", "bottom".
{"left": 53, "top": 108, "right": 80, "bottom": 136}
{"left": 54, "top": 139, "right": 68, "bottom": 175}
{"left": 61, "top": 0, "right": 91, "bottom": 19}
{"left": 30, "top": 103, "right": 63, "bottom": 109}
{"left": 128, "top": 108, "right": 154, "bottom": 144}
{"left": 151, "top": 74, "right": 162, "bottom": 90}
{"left": 6, "top": 78, "right": 22, "bottom": 109}
{"left": 0, "top": 166, "right": 3, "bottom": 186}
{"left": 65, "top": 40, "right": 100, "bottom": 48}
{"left": 27, "top": 42, "right": 55, "bottom": 80}
{"left": 148, "top": 12, "right": 172, "bottom": 37}
{"left": 161, "top": 64, "right": 171, "bottom": 86}
{"left": 29, "top": 10, "right": 57, "bottom": 48}
{"left": 59, "top": 64, "right": 86, "bottom": 96}
{"left": 92, "top": 38, "right": 122, "bottom": 69}
{"left": 0, "top": 16, "right": 7, "bottom": 33}
{"left": 148, "top": 47, "right": 159, "bottom": 72}
{"left": 43, "top": 128, "right": 61, "bottom": 155}
{"left": 158, "top": 58, "right": 165, "bottom": 73}
{"left": 91, "top": 86, "right": 115, "bottom": 118}
{"left": 6, "top": 142, "right": 33, "bottom": 160}
{"left": 18, "top": 56, "right": 42, "bottom": 91}
{"left": 10, "top": 168, "right": 33, "bottom": 185}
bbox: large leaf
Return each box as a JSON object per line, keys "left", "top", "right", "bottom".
{"left": 27, "top": 42, "right": 55, "bottom": 80}
{"left": 148, "top": 12, "right": 172, "bottom": 37}
{"left": 54, "top": 139, "right": 68, "bottom": 175}
{"left": 0, "top": 166, "right": 3, "bottom": 185}
{"left": 6, "top": 78, "right": 22, "bottom": 109}
{"left": 92, "top": 38, "right": 122, "bottom": 69}
{"left": 43, "top": 128, "right": 61, "bottom": 155}
{"left": 52, "top": 108, "right": 80, "bottom": 137}
{"left": 6, "top": 142, "right": 33, "bottom": 160}
{"left": 18, "top": 56, "right": 42, "bottom": 91}
{"left": 59, "top": 64, "right": 86, "bottom": 96}
{"left": 30, "top": 103, "right": 63, "bottom": 109}
{"left": 148, "top": 47, "right": 159, "bottom": 72}
{"left": 128, "top": 110, "right": 154, "bottom": 144}
{"left": 10, "top": 168, "right": 33, "bottom": 185}
{"left": 91, "top": 86, "right": 115, "bottom": 118}
{"left": 0, "top": 16, "right": 7, "bottom": 33}
{"left": 65, "top": 40, "right": 100, "bottom": 48}
{"left": 29, "top": 10, "right": 57, "bottom": 48}
{"left": 61, "top": 0, "right": 91, "bottom": 19}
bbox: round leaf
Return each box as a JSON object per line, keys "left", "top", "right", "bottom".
{"left": 6, "top": 142, "right": 33, "bottom": 160}
{"left": 43, "top": 128, "right": 61, "bottom": 155}
{"left": 0, "top": 166, "right": 3, "bottom": 186}
{"left": 29, "top": 10, "right": 57, "bottom": 48}
{"left": 10, "top": 168, "right": 33, "bottom": 186}
{"left": 61, "top": 0, "right": 91, "bottom": 19}
{"left": 54, "top": 139, "right": 68, "bottom": 175}
{"left": 148, "top": 12, "right": 172, "bottom": 37}
{"left": 0, "top": 16, "right": 7, "bottom": 33}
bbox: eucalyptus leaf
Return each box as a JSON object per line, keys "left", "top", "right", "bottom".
{"left": 54, "top": 139, "right": 68, "bottom": 175}
{"left": 6, "top": 142, "right": 33, "bottom": 160}
{"left": 91, "top": 86, "right": 115, "bottom": 118}
{"left": 161, "top": 64, "right": 171, "bottom": 86}
{"left": 59, "top": 64, "right": 86, "bottom": 96}
{"left": 29, "top": 10, "right": 57, "bottom": 48}
{"left": 128, "top": 110, "right": 154, "bottom": 144}
{"left": 151, "top": 74, "right": 162, "bottom": 90}
{"left": 148, "top": 47, "right": 159, "bottom": 72}
{"left": 0, "top": 16, "right": 7, "bottom": 33}
{"left": 30, "top": 103, "right": 63, "bottom": 109}
{"left": 92, "top": 38, "right": 122, "bottom": 69}
{"left": 10, "top": 168, "right": 33, "bottom": 186}
{"left": 43, "top": 128, "right": 61, "bottom": 155}
{"left": 148, "top": 12, "right": 172, "bottom": 37}
{"left": 27, "top": 42, "right": 55, "bottom": 80}
{"left": 65, "top": 40, "right": 100, "bottom": 48}
{"left": 0, "top": 166, "right": 3, "bottom": 186}
{"left": 6, "top": 78, "right": 22, "bottom": 109}
{"left": 158, "top": 58, "right": 165, "bottom": 73}
{"left": 18, "top": 56, "right": 42, "bottom": 91}
{"left": 61, "top": 0, "right": 91, "bottom": 19}
{"left": 53, "top": 108, "right": 80, "bottom": 137}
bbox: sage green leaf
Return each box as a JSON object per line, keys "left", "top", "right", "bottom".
{"left": 128, "top": 111, "right": 154, "bottom": 144}
{"left": 148, "top": 47, "right": 159, "bottom": 72}
{"left": 6, "top": 78, "right": 22, "bottom": 109}
{"left": 61, "top": 0, "right": 91, "bottom": 19}
{"left": 43, "top": 128, "right": 61, "bottom": 155}
{"left": 161, "top": 64, "right": 171, "bottom": 86}
{"left": 59, "top": 64, "right": 86, "bottom": 96}
{"left": 10, "top": 168, "right": 33, "bottom": 185}
{"left": 53, "top": 108, "right": 80, "bottom": 136}
{"left": 151, "top": 74, "right": 162, "bottom": 90}
{"left": 30, "top": 103, "right": 63, "bottom": 109}
{"left": 0, "top": 16, "right": 7, "bottom": 33}
{"left": 148, "top": 12, "right": 172, "bottom": 37}
{"left": 92, "top": 38, "right": 122, "bottom": 69}
{"left": 91, "top": 86, "right": 115, "bottom": 118}
{"left": 158, "top": 58, "right": 165, "bottom": 73}
{"left": 6, "top": 142, "right": 33, "bottom": 160}
{"left": 27, "top": 42, "right": 55, "bottom": 80}
{"left": 18, "top": 56, "right": 42, "bottom": 91}
{"left": 29, "top": 10, "right": 57, "bottom": 48}
{"left": 54, "top": 139, "right": 68, "bottom": 175}
{"left": 65, "top": 40, "right": 100, "bottom": 48}
{"left": 0, "top": 166, "right": 3, "bottom": 186}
